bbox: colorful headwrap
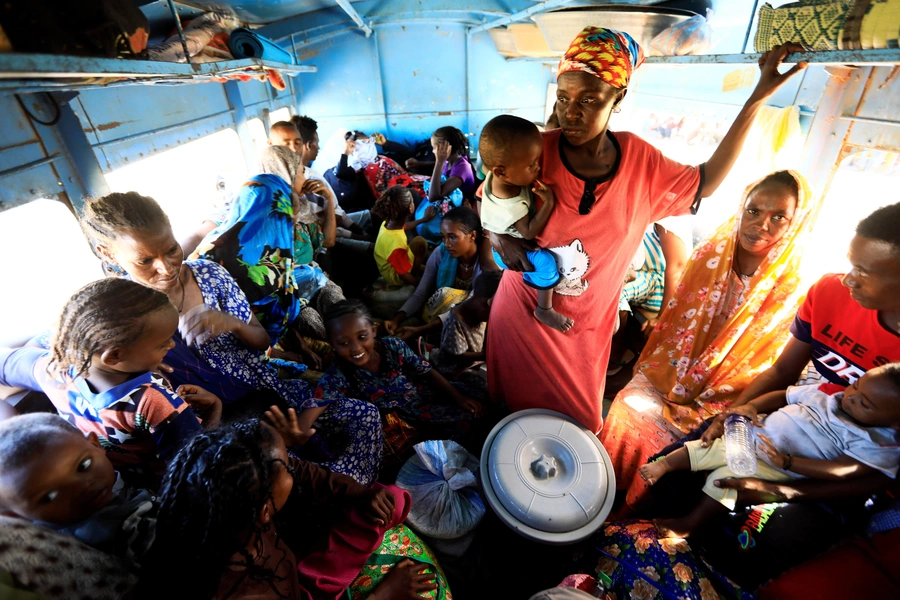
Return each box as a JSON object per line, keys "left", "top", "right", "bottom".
{"left": 557, "top": 27, "right": 645, "bottom": 89}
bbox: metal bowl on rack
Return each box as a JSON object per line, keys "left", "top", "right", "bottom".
{"left": 534, "top": 5, "right": 696, "bottom": 54}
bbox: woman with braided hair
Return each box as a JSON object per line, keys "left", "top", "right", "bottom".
{"left": 79, "top": 191, "right": 383, "bottom": 486}
{"left": 140, "top": 419, "right": 438, "bottom": 600}
{"left": 0, "top": 278, "right": 221, "bottom": 487}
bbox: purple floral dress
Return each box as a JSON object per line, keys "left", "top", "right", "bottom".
{"left": 313, "top": 337, "right": 477, "bottom": 437}
{"left": 188, "top": 259, "right": 382, "bottom": 485}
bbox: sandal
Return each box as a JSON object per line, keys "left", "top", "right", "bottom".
{"left": 606, "top": 349, "right": 635, "bottom": 377}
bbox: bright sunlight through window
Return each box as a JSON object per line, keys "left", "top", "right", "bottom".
{"left": 0, "top": 200, "right": 100, "bottom": 346}
{"left": 270, "top": 106, "right": 292, "bottom": 125}
{"left": 104, "top": 129, "right": 247, "bottom": 242}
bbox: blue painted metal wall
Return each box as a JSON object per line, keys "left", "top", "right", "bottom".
{"left": 297, "top": 22, "right": 554, "bottom": 172}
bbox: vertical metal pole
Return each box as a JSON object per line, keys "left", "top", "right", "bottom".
{"left": 741, "top": 0, "right": 762, "bottom": 53}
{"left": 165, "top": 0, "right": 192, "bottom": 64}
{"left": 52, "top": 95, "right": 110, "bottom": 205}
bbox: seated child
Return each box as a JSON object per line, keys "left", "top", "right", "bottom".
{"left": 0, "top": 278, "right": 221, "bottom": 487}
{"left": 478, "top": 114, "right": 572, "bottom": 333}
{"left": 426, "top": 269, "right": 503, "bottom": 378}
{"left": 639, "top": 364, "right": 900, "bottom": 538}
{"left": 315, "top": 301, "right": 484, "bottom": 443}
{"left": 372, "top": 186, "right": 435, "bottom": 286}
{"left": 140, "top": 419, "right": 436, "bottom": 600}
{"left": 0, "top": 413, "right": 156, "bottom": 562}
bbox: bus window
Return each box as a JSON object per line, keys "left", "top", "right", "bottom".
{"left": 801, "top": 148, "right": 900, "bottom": 282}
{"left": 104, "top": 129, "right": 247, "bottom": 242}
{"left": 269, "top": 107, "right": 292, "bottom": 125}
{"left": 248, "top": 118, "right": 269, "bottom": 156}
{"left": 0, "top": 199, "right": 100, "bottom": 346}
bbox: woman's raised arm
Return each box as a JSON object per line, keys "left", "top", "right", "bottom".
{"left": 700, "top": 44, "right": 807, "bottom": 198}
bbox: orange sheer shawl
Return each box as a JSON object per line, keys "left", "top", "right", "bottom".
{"left": 636, "top": 171, "right": 818, "bottom": 432}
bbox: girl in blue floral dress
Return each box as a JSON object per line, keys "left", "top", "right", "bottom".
{"left": 314, "top": 301, "right": 485, "bottom": 461}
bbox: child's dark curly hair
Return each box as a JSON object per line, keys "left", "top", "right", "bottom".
{"left": 371, "top": 185, "right": 414, "bottom": 222}
{"left": 433, "top": 126, "right": 469, "bottom": 157}
{"left": 323, "top": 299, "right": 372, "bottom": 336}
{"left": 50, "top": 278, "right": 172, "bottom": 378}
{"left": 140, "top": 419, "right": 291, "bottom": 600}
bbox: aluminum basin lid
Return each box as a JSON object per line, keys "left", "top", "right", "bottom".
{"left": 481, "top": 409, "right": 615, "bottom": 544}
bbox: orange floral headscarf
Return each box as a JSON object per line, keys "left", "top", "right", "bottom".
{"left": 557, "top": 27, "right": 645, "bottom": 89}
{"left": 637, "top": 171, "right": 819, "bottom": 433}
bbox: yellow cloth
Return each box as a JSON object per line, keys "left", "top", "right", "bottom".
{"left": 422, "top": 287, "right": 470, "bottom": 323}
{"left": 636, "top": 171, "right": 819, "bottom": 433}
{"left": 685, "top": 438, "right": 793, "bottom": 510}
{"left": 374, "top": 223, "right": 414, "bottom": 286}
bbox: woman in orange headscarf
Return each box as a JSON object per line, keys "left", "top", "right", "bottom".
{"left": 600, "top": 170, "right": 819, "bottom": 512}
{"left": 486, "top": 26, "right": 807, "bottom": 436}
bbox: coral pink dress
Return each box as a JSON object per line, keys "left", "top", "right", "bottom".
{"left": 487, "top": 128, "right": 701, "bottom": 433}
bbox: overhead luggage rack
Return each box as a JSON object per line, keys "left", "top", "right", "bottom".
{"left": 0, "top": 53, "right": 316, "bottom": 92}
{"left": 507, "top": 48, "right": 900, "bottom": 66}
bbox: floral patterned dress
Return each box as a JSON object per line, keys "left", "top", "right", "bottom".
{"left": 188, "top": 259, "right": 382, "bottom": 485}
{"left": 348, "top": 524, "right": 452, "bottom": 600}
{"left": 574, "top": 520, "right": 754, "bottom": 600}
{"left": 313, "top": 337, "right": 477, "bottom": 442}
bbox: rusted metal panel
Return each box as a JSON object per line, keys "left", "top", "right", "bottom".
{"left": 76, "top": 84, "right": 233, "bottom": 145}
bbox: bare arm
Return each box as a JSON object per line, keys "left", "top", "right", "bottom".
{"left": 398, "top": 271, "right": 420, "bottom": 286}
{"left": 735, "top": 336, "right": 812, "bottom": 407}
{"left": 404, "top": 206, "right": 437, "bottom": 231}
{"left": 700, "top": 44, "right": 807, "bottom": 197}
{"left": 512, "top": 179, "right": 555, "bottom": 240}
{"left": 179, "top": 306, "right": 271, "bottom": 351}
{"left": 700, "top": 341, "right": 809, "bottom": 446}
{"left": 180, "top": 220, "right": 217, "bottom": 257}
{"left": 424, "top": 368, "right": 483, "bottom": 416}
{"left": 487, "top": 230, "right": 535, "bottom": 272}
{"left": 429, "top": 140, "right": 464, "bottom": 199}
{"left": 657, "top": 224, "right": 689, "bottom": 316}
{"left": 320, "top": 193, "right": 337, "bottom": 248}
{"left": 233, "top": 313, "right": 271, "bottom": 351}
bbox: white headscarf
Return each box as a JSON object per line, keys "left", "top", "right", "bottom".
{"left": 349, "top": 137, "right": 379, "bottom": 171}
{"left": 257, "top": 145, "right": 317, "bottom": 225}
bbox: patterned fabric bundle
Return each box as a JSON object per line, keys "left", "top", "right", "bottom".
{"left": 348, "top": 524, "right": 453, "bottom": 599}
{"left": 196, "top": 171, "right": 329, "bottom": 344}
{"left": 557, "top": 26, "right": 645, "bottom": 88}
{"left": 754, "top": 1, "right": 852, "bottom": 52}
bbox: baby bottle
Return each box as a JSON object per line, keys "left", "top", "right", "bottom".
{"left": 724, "top": 414, "right": 758, "bottom": 477}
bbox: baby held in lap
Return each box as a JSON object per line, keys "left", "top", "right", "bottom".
{"left": 639, "top": 363, "right": 900, "bottom": 538}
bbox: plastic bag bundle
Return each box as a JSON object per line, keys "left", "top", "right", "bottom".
{"left": 416, "top": 178, "right": 463, "bottom": 244}
{"left": 649, "top": 13, "right": 712, "bottom": 56}
{"left": 395, "top": 440, "right": 485, "bottom": 540}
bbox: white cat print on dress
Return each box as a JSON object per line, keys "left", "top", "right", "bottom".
{"left": 548, "top": 238, "right": 590, "bottom": 296}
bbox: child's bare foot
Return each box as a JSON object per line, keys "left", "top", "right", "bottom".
{"left": 534, "top": 306, "right": 574, "bottom": 333}
{"left": 368, "top": 559, "right": 438, "bottom": 599}
{"left": 638, "top": 458, "right": 669, "bottom": 486}
{"left": 654, "top": 518, "right": 693, "bottom": 539}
